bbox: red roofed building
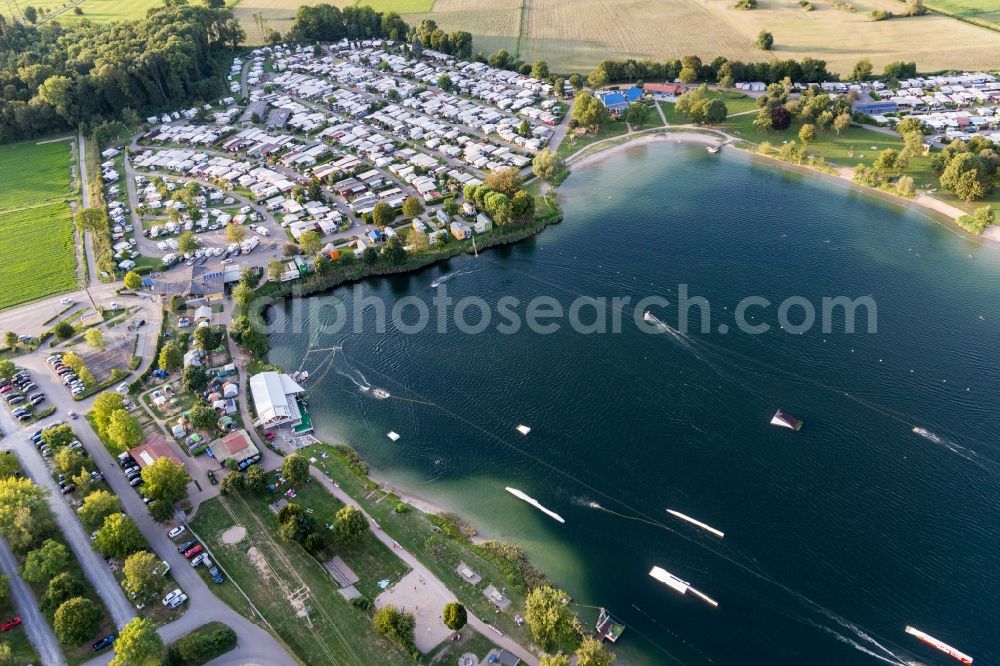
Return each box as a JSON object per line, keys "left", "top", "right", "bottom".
{"left": 644, "top": 83, "right": 688, "bottom": 99}
{"left": 129, "top": 435, "right": 184, "bottom": 469}
{"left": 209, "top": 429, "right": 261, "bottom": 469}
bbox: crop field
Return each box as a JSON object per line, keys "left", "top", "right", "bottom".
{"left": 0, "top": 139, "right": 78, "bottom": 309}
{"left": 0, "top": 0, "right": 165, "bottom": 24}
{"left": 917, "top": 0, "right": 1000, "bottom": 30}
{"left": 0, "top": 203, "right": 77, "bottom": 309}
{"left": 516, "top": 0, "right": 1000, "bottom": 74}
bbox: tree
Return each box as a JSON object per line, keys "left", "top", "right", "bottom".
{"left": 111, "top": 617, "right": 163, "bottom": 666}
{"left": 245, "top": 465, "right": 266, "bottom": 493}
{"left": 53, "top": 320, "right": 74, "bottom": 340}
{"left": 149, "top": 499, "right": 174, "bottom": 522}
{"left": 442, "top": 601, "right": 467, "bottom": 630}
{"left": 771, "top": 105, "right": 792, "bottom": 130}
{"left": 531, "top": 60, "right": 549, "bottom": 79}
{"left": 401, "top": 195, "right": 423, "bottom": 217}
{"left": 23, "top": 5, "right": 37, "bottom": 23}
{"left": 3, "top": 332, "right": 17, "bottom": 348}
{"left": 383, "top": 236, "right": 407, "bottom": 265}
{"left": 0, "top": 360, "right": 15, "bottom": 380}
{"left": 123, "top": 271, "right": 142, "bottom": 291}
{"left": 372, "top": 200, "right": 394, "bottom": 229}
{"left": 525, "top": 585, "right": 577, "bottom": 650}
{"left": 334, "top": 504, "right": 368, "bottom": 544}
{"left": 576, "top": 636, "right": 615, "bottom": 666}
{"left": 532, "top": 148, "right": 565, "bottom": 183}
{"left": 95, "top": 513, "right": 144, "bottom": 559}
{"left": 755, "top": 30, "right": 774, "bottom": 50}
{"left": 183, "top": 365, "right": 209, "bottom": 392}
{"left": 159, "top": 341, "right": 183, "bottom": 372}
{"left": 91, "top": 393, "right": 125, "bottom": 437}
{"left": 622, "top": 102, "right": 651, "bottom": 127}
{"left": 904, "top": 0, "right": 926, "bottom": 15}
{"left": 484, "top": 168, "right": 523, "bottom": 198}
{"left": 107, "top": 410, "right": 144, "bottom": 450}
{"left": 54, "top": 448, "right": 84, "bottom": 477}
{"left": 852, "top": 58, "right": 873, "bottom": 81}
{"left": 437, "top": 74, "right": 453, "bottom": 91}
{"left": 701, "top": 98, "right": 728, "bottom": 124}
{"left": 572, "top": 91, "right": 610, "bottom": 130}
{"left": 372, "top": 605, "right": 415, "bottom": 648}
{"left": 194, "top": 325, "right": 223, "bottom": 353}
{"left": 141, "top": 458, "right": 191, "bottom": 504}
{"left": 0, "top": 575, "right": 7, "bottom": 608}
{"left": 0, "top": 452, "right": 16, "bottom": 479}
{"left": 54, "top": 597, "right": 101, "bottom": 645}
{"left": 42, "top": 424, "right": 75, "bottom": 451}
{"left": 798, "top": 123, "right": 816, "bottom": 143}
{"left": 189, "top": 403, "right": 217, "bottom": 431}
{"left": 220, "top": 470, "right": 245, "bottom": 495}
{"left": 40, "top": 573, "right": 84, "bottom": 619}
{"left": 84, "top": 328, "right": 106, "bottom": 349}
{"left": 226, "top": 223, "right": 247, "bottom": 244}
{"left": 299, "top": 230, "right": 323, "bottom": 255}
{"left": 178, "top": 231, "right": 199, "bottom": 255}
{"left": 268, "top": 260, "right": 284, "bottom": 282}
{"left": 896, "top": 175, "right": 915, "bottom": 197}
{"left": 22, "top": 539, "right": 69, "bottom": 584}
{"left": 277, "top": 503, "right": 316, "bottom": 543}
{"left": 78, "top": 490, "right": 121, "bottom": 531}
{"left": 122, "top": 551, "right": 166, "bottom": 602}
{"left": 832, "top": 112, "right": 852, "bottom": 135}
{"left": 874, "top": 148, "right": 902, "bottom": 171}
{"left": 232, "top": 282, "right": 253, "bottom": 310}
{"left": 282, "top": 454, "right": 310, "bottom": 486}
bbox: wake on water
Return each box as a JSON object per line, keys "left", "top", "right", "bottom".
{"left": 431, "top": 267, "right": 477, "bottom": 288}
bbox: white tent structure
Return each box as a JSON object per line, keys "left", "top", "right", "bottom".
{"left": 249, "top": 371, "right": 305, "bottom": 428}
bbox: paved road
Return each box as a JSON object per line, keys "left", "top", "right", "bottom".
{"left": 0, "top": 412, "right": 137, "bottom": 630}
{"left": 0, "top": 535, "right": 67, "bottom": 666}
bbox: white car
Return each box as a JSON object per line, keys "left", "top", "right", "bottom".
{"left": 221, "top": 258, "right": 233, "bottom": 265}
{"left": 60, "top": 297, "right": 73, "bottom": 305}
{"left": 190, "top": 553, "right": 210, "bottom": 567}
{"left": 109, "top": 301, "right": 120, "bottom": 310}
{"left": 162, "top": 589, "right": 183, "bottom": 606}
{"left": 168, "top": 525, "right": 186, "bottom": 539}
{"left": 167, "top": 593, "right": 188, "bottom": 609}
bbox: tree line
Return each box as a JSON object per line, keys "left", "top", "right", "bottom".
{"left": 0, "top": 1, "right": 244, "bottom": 143}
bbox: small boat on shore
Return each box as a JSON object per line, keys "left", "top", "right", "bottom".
{"left": 505, "top": 487, "right": 564, "bottom": 523}
{"left": 905, "top": 626, "right": 973, "bottom": 664}
{"left": 770, "top": 409, "right": 803, "bottom": 431}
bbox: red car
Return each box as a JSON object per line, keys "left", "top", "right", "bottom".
{"left": 1, "top": 616, "right": 21, "bottom": 632}
{"left": 183, "top": 545, "right": 203, "bottom": 559}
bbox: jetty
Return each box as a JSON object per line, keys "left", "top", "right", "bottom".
{"left": 595, "top": 608, "right": 626, "bottom": 643}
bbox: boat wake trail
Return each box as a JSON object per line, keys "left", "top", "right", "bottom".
{"left": 643, "top": 311, "right": 698, "bottom": 352}
{"left": 806, "top": 619, "right": 908, "bottom": 665}
{"left": 431, "top": 268, "right": 477, "bottom": 288}
{"left": 912, "top": 426, "right": 997, "bottom": 471}
{"left": 336, "top": 368, "right": 371, "bottom": 392}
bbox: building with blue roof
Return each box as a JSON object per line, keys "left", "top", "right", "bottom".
{"left": 600, "top": 87, "right": 643, "bottom": 116}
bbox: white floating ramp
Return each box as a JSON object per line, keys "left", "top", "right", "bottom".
{"left": 505, "top": 487, "right": 564, "bottom": 523}
{"left": 387, "top": 431, "right": 400, "bottom": 442}
{"left": 666, "top": 509, "right": 725, "bottom": 539}
{"left": 516, "top": 424, "right": 531, "bottom": 435}
{"left": 649, "top": 566, "right": 719, "bottom": 608}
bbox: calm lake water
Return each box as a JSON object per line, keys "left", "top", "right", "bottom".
{"left": 268, "top": 144, "right": 1000, "bottom": 665}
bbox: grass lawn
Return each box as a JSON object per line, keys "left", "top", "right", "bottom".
{"left": 425, "top": 626, "right": 498, "bottom": 665}
{"left": 190, "top": 491, "right": 413, "bottom": 666}
{"left": 556, "top": 120, "right": 629, "bottom": 161}
{"left": 301, "top": 443, "right": 538, "bottom": 650}
{"left": 0, "top": 139, "right": 75, "bottom": 212}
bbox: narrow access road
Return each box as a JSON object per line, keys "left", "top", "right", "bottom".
{"left": 0, "top": 535, "right": 67, "bottom": 666}
{"left": 78, "top": 129, "right": 100, "bottom": 285}
{"left": 8, "top": 434, "right": 137, "bottom": 630}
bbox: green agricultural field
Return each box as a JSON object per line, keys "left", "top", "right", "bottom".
{"left": 1, "top": 0, "right": 169, "bottom": 24}
{"left": 0, "top": 203, "right": 77, "bottom": 309}
{"left": 0, "top": 138, "right": 78, "bottom": 309}
{"left": 914, "top": 0, "right": 1000, "bottom": 30}
{"left": 0, "top": 139, "right": 75, "bottom": 212}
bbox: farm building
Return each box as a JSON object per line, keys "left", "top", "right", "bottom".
{"left": 853, "top": 100, "right": 899, "bottom": 115}
{"left": 644, "top": 83, "right": 687, "bottom": 99}
{"left": 600, "top": 87, "right": 643, "bottom": 115}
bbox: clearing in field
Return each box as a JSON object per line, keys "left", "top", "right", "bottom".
{"left": 0, "top": 138, "right": 78, "bottom": 309}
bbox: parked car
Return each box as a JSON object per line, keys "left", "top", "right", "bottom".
{"left": 208, "top": 566, "right": 224, "bottom": 584}
{"left": 168, "top": 526, "right": 186, "bottom": 539}
{"left": 60, "top": 484, "right": 76, "bottom": 495}
{"left": 68, "top": 410, "right": 78, "bottom": 419}
{"left": 129, "top": 476, "right": 143, "bottom": 487}
{"left": 92, "top": 635, "right": 115, "bottom": 651}
{"left": 207, "top": 470, "right": 217, "bottom": 485}
{"left": 162, "top": 589, "right": 183, "bottom": 606}
{"left": 183, "top": 545, "right": 203, "bottom": 559}
{"left": 190, "top": 553, "right": 209, "bottom": 567}
{"left": 176, "top": 539, "right": 196, "bottom": 554}
{"left": 167, "top": 593, "right": 188, "bottom": 609}
{"left": 1, "top": 616, "right": 21, "bottom": 632}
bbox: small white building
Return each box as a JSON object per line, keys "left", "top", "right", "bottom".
{"left": 249, "top": 371, "right": 306, "bottom": 429}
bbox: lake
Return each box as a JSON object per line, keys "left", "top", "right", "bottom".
{"left": 268, "top": 143, "right": 1000, "bottom": 665}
